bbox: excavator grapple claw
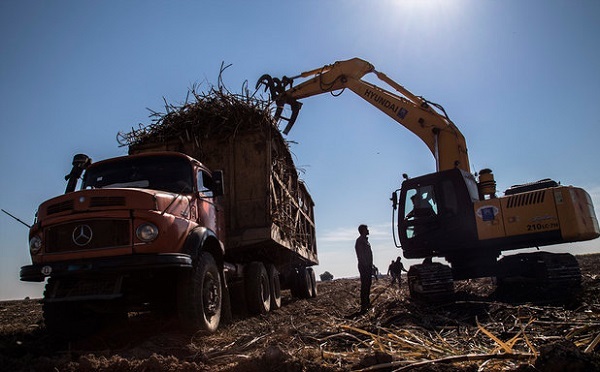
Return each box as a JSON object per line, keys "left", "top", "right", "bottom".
{"left": 256, "top": 74, "right": 292, "bottom": 100}
{"left": 256, "top": 74, "right": 277, "bottom": 97}
{"left": 256, "top": 74, "right": 301, "bottom": 133}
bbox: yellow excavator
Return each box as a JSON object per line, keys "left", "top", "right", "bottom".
{"left": 258, "top": 58, "right": 600, "bottom": 300}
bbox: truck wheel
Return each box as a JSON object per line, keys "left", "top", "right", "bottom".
{"left": 308, "top": 267, "right": 318, "bottom": 297}
{"left": 290, "top": 269, "right": 301, "bottom": 298}
{"left": 177, "top": 251, "right": 222, "bottom": 334}
{"left": 266, "top": 263, "right": 282, "bottom": 310}
{"left": 295, "top": 267, "right": 314, "bottom": 299}
{"left": 245, "top": 261, "right": 271, "bottom": 315}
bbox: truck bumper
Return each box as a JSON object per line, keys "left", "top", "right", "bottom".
{"left": 20, "top": 254, "right": 193, "bottom": 282}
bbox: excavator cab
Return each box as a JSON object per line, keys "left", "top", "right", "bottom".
{"left": 397, "top": 168, "right": 480, "bottom": 260}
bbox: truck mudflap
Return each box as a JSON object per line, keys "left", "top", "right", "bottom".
{"left": 20, "top": 254, "right": 193, "bottom": 282}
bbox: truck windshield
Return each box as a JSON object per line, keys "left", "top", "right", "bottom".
{"left": 82, "top": 156, "right": 194, "bottom": 193}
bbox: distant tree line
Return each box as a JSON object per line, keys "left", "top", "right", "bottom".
{"left": 320, "top": 271, "right": 333, "bottom": 281}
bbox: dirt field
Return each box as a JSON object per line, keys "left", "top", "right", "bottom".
{"left": 2, "top": 254, "right": 600, "bottom": 371}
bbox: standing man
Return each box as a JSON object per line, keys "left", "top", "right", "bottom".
{"left": 355, "top": 224, "right": 373, "bottom": 313}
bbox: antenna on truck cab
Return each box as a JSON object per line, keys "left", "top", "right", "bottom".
{"left": 1, "top": 209, "right": 31, "bottom": 228}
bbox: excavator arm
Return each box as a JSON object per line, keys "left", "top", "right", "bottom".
{"left": 257, "top": 57, "right": 469, "bottom": 173}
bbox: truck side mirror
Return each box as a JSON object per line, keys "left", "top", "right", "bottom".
{"left": 212, "top": 170, "right": 224, "bottom": 197}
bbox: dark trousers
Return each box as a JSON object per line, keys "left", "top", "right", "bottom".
{"left": 358, "top": 266, "right": 372, "bottom": 310}
{"left": 391, "top": 272, "right": 402, "bottom": 288}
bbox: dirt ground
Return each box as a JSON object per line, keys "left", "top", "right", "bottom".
{"left": 2, "top": 254, "right": 600, "bottom": 372}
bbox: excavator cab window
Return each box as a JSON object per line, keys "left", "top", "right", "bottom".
{"left": 403, "top": 185, "right": 438, "bottom": 238}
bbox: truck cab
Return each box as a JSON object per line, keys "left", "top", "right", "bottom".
{"left": 21, "top": 152, "right": 228, "bottom": 335}
{"left": 24, "top": 152, "right": 224, "bottom": 269}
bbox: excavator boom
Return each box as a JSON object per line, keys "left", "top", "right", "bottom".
{"left": 258, "top": 57, "right": 469, "bottom": 172}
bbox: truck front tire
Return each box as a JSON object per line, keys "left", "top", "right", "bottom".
{"left": 177, "top": 252, "right": 222, "bottom": 334}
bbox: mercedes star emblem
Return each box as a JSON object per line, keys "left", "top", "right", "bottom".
{"left": 72, "top": 224, "right": 93, "bottom": 246}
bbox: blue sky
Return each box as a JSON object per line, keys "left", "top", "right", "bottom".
{"left": 1, "top": 0, "right": 599, "bottom": 300}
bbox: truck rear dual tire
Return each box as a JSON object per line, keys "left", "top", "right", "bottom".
{"left": 177, "top": 252, "right": 222, "bottom": 334}
{"left": 244, "top": 262, "right": 282, "bottom": 315}
{"left": 245, "top": 261, "right": 271, "bottom": 315}
{"left": 266, "top": 263, "right": 282, "bottom": 310}
{"left": 308, "top": 267, "right": 318, "bottom": 297}
{"left": 291, "top": 267, "right": 317, "bottom": 299}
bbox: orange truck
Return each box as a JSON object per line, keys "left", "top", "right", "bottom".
{"left": 20, "top": 99, "right": 318, "bottom": 335}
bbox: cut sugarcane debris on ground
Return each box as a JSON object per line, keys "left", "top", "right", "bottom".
{"left": 2, "top": 254, "right": 600, "bottom": 371}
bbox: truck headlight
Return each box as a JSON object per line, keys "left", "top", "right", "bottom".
{"left": 136, "top": 223, "right": 159, "bottom": 242}
{"left": 29, "top": 236, "right": 42, "bottom": 254}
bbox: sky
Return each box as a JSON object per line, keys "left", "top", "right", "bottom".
{"left": 1, "top": 0, "right": 599, "bottom": 300}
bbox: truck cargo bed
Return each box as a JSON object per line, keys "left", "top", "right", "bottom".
{"left": 126, "top": 90, "right": 317, "bottom": 267}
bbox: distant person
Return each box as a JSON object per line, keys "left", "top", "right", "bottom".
{"left": 388, "top": 256, "right": 407, "bottom": 289}
{"left": 372, "top": 265, "right": 380, "bottom": 281}
{"left": 387, "top": 259, "right": 397, "bottom": 283}
{"left": 355, "top": 224, "right": 373, "bottom": 313}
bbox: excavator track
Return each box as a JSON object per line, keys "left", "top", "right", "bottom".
{"left": 544, "top": 253, "right": 582, "bottom": 287}
{"left": 407, "top": 263, "right": 454, "bottom": 302}
{"left": 498, "top": 251, "right": 581, "bottom": 285}
{"left": 496, "top": 252, "right": 581, "bottom": 299}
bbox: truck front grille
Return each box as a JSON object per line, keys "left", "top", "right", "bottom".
{"left": 45, "top": 219, "right": 131, "bottom": 253}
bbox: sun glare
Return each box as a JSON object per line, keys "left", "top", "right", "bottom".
{"left": 380, "top": 0, "right": 465, "bottom": 47}
{"left": 386, "top": 0, "right": 462, "bottom": 22}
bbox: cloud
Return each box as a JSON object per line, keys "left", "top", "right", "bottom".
{"left": 318, "top": 227, "right": 356, "bottom": 243}
{"left": 318, "top": 222, "right": 392, "bottom": 243}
